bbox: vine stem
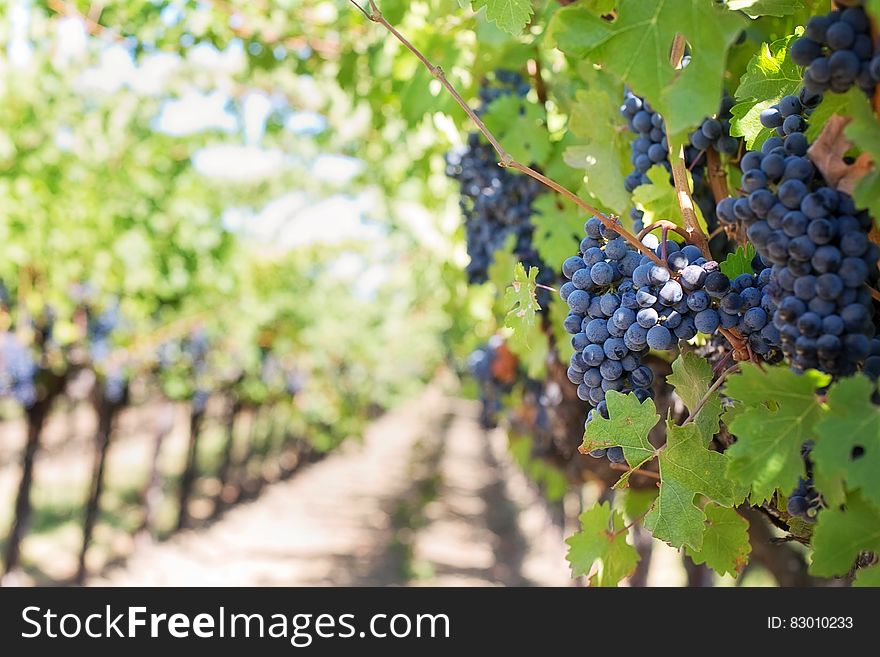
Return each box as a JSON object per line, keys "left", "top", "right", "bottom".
{"left": 668, "top": 34, "right": 712, "bottom": 259}
{"left": 609, "top": 462, "right": 660, "bottom": 481}
{"left": 349, "top": 0, "right": 664, "bottom": 266}
{"left": 705, "top": 148, "right": 731, "bottom": 205}
{"left": 681, "top": 363, "right": 740, "bottom": 426}
{"left": 535, "top": 283, "right": 559, "bottom": 295}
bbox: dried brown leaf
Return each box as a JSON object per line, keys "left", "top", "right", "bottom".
{"left": 807, "top": 114, "right": 874, "bottom": 194}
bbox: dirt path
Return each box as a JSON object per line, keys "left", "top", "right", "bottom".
{"left": 92, "top": 385, "right": 571, "bottom": 587}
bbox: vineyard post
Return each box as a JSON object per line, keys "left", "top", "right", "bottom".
{"left": 216, "top": 393, "right": 243, "bottom": 502}
{"left": 175, "top": 399, "right": 207, "bottom": 530}
{"left": 136, "top": 402, "right": 175, "bottom": 542}
{"left": 76, "top": 382, "right": 124, "bottom": 584}
{"left": 2, "top": 372, "right": 66, "bottom": 579}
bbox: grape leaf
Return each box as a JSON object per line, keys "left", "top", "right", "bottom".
{"left": 564, "top": 87, "right": 631, "bottom": 215}
{"left": 853, "top": 564, "right": 880, "bottom": 587}
{"left": 719, "top": 243, "right": 757, "bottom": 279}
{"left": 804, "top": 87, "right": 868, "bottom": 142}
{"left": 481, "top": 95, "right": 551, "bottom": 164}
{"left": 809, "top": 492, "right": 880, "bottom": 577}
{"left": 548, "top": 293, "right": 575, "bottom": 363}
{"left": 530, "top": 194, "right": 584, "bottom": 271}
{"left": 723, "top": 364, "right": 829, "bottom": 503}
{"left": 471, "top": 0, "right": 533, "bottom": 35}
{"left": 632, "top": 166, "right": 709, "bottom": 233}
{"left": 622, "top": 488, "right": 659, "bottom": 521}
{"left": 732, "top": 31, "right": 802, "bottom": 101}
{"left": 842, "top": 86, "right": 880, "bottom": 221}
{"left": 730, "top": 32, "right": 802, "bottom": 148}
{"left": 644, "top": 421, "right": 741, "bottom": 550}
{"left": 583, "top": 0, "right": 617, "bottom": 16}
{"left": 501, "top": 263, "right": 547, "bottom": 378}
{"left": 729, "top": 99, "right": 774, "bottom": 150}
{"left": 547, "top": 0, "right": 744, "bottom": 135}
{"left": 565, "top": 501, "right": 640, "bottom": 586}
{"left": 667, "top": 352, "right": 722, "bottom": 446}
{"left": 725, "top": 0, "right": 804, "bottom": 18}
{"left": 582, "top": 390, "right": 661, "bottom": 483}
{"left": 685, "top": 503, "right": 751, "bottom": 576}
{"left": 812, "top": 376, "right": 880, "bottom": 509}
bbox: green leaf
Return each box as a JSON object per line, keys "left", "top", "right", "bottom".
{"left": 622, "top": 488, "right": 659, "bottom": 521}
{"left": 668, "top": 352, "right": 722, "bottom": 446}
{"left": 733, "top": 31, "right": 803, "bottom": 101}
{"left": 548, "top": 0, "right": 745, "bottom": 135}
{"left": 565, "top": 502, "right": 640, "bottom": 586}
{"left": 481, "top": 96, "right": 550, "bottom": 164}
{"left": 725, "top": 0, "right": 804, "bottom": 18}
{"left": 812, "top": 376, "right": 880, "bottom": 509}
{"left": 724, "top": 364, "right": 829, "bottom": 502}
{"left": 842, "top": 87, "right": 880, "bottom": 220}
{"left": 501, "top": 263, "right": 547, "bottom": 378}
{"left": 502, "top": 262, "right": 541, "bottom": 331}
{"left": 471, "top": 0, "right": 534, "bottom": 35}
{"left": 730, "top": 32, "right": 802, "bottom": 147}
{"left": 853, "top": 564, "right": 880, "bottom": 587}
{"left": 582, "top": 390, "right": 661, "bottom": 483}
{"left": 632, "top": 166, "right": 708, "bottom": 233}
{"left": 644, "top": 421, "right": 741, "bottom": 550}
{"left": 548, "top": 293, "right": 575, "bottom": 363}
{"left": 719, "top": 243, "right": 757, "bottom": 279}
{"left": 685, "top": 503, "right": 751, "bottom": 576}
{"left": 729, "top": 99, "right": 774, "bottom": 150}
{"left": 852, "top": 170, "right": 880, "bottom": 222}
{"left": 564, "top": 88, "right": 632, "bottom": 215}
{"left": 804, "top": 87, "right": 870, "bottom": 142}
{"left": 583, "top": 0, "right": 617, "bottom": 15}
{"left": 810, "top": 492, "right": 880, "bottom": 577}
{"left": 530, "top": 194, "right": 584, "bottom": 270}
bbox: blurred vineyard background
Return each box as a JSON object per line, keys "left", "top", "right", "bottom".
{"left": 0, "top": 0, "right": 471, "bottom": 586}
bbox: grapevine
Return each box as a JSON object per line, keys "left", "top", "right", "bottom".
{"left": 352, "top": 0, "right": 880, "bottom": 586}
{"left": 0, "top": 0, "right": 878, "bottom": 592}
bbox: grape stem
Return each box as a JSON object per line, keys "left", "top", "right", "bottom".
{"left": 637, "top": 220, "right": 692, "bottom": 243}
{"left": 535, "top": 283, "right": 559, "bottom": 295}
{"left": 612, "top": 499, "right": 658, "bottom": 538}
{"left": 668, "top": 33, "right": 712, "bottom": 259}
{"left": 349, "top": 0, "right": 665, "bottom": 266}
{"left": 681, "top": 362, "right": 740, "bottom": 427}
{"left": 528, "top": 50, "right": 548, "bottom": 106}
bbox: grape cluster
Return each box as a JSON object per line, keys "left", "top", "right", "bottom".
{"left": 104, "top": 371, "right": 128, "bottom": 405}
{"left": 468, "top": 337, "right": 511, "bottom": 429}
{"left": 716, "top": 93, "right": 878, "bottom": 375}
{"left": 688, "top": 94, "right": 739, "bottom": 158}
{"left": 185, "top": 329, "right": 210, "bottom": 413}
{"left": 621, "top": 90, "right": 670, "bottom": 195}
{"left": 561, "top": 211, "right": 797, "bottom": 462}
{"left": 786, "top": 444, "right": 822, "bottom": 522}
{"left": 790, "top": 2, "right": 880, "bottom": 96}
{"left": 446, "top": 72, "right": 552, "bottom": 294}
{"left": 787, "top": 476, "right": 822, "bottom": 521}
{"left": 87, "top": 304, "right": 120, "bottom": 365}
{"left": 0, "top": 332, "right": 38, "bottom": 408}
{"left": 621, "top": 90, "right": 738, "bottom": 246}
